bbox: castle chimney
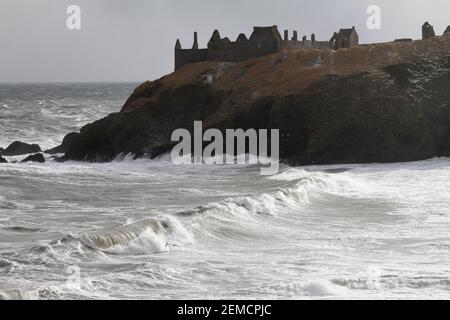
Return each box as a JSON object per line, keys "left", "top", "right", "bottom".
{"left": 292, "top": 30, "right": 298, "bottom": 41}
{"left": 284, "top": 30, "right": 289, "bottom": 42}
{"left": 175, "top": 39, "right": 182, "bottom": 50}
{"left": 192, "top": 32, "right": 199, "bottom": 49}
{"left": 311, "top": 33, "right": 316, "bottom": 43}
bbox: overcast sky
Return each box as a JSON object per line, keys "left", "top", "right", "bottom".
{"left": 0, "top": 0, "right": 449, "bottom": 82}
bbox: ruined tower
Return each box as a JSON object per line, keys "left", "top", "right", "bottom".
{"left": 422, "top": 22, "right": 435, "bottom": 39}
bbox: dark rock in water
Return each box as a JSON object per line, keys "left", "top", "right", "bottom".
{"left": 45, "top": 132, "right": 80, "bottom": 154}
{"left": 2, "top": 226, "right": 42, "bottom": 233}
{"left": 0, "top": 156, "right": 7, "bottom": 163}
{"left": 62, "top": 35, "right": 450, "bottom": 165}
{"left": 1, "top": 141, "right": 41, "bottom": 156}
{"left": 21, "top": 153, "right": 45, "bottom": 163}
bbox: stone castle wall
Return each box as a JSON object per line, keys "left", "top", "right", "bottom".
{"left": 174, "top": 25, "right": 357, "bottom": 70}
{"left": 174, "top": 49, "right": 208, "bottom": 71}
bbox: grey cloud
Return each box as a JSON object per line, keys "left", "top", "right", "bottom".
{"left": 0, "top": 0, "right": 449, "bottom": 82}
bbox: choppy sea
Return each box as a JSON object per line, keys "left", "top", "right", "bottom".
{"left": 1, "top": 83, "right": 449, "bottom": 299}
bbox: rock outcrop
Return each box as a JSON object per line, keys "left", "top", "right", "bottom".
{"left": 61, "top": 34, "right": 450, "bottom": 165}
{"left": 21, "top": 153, "right": 45, "bottom": 163}
{"left": 0, "top": 156, "right": 7, "bottom": 163}
{"left": 45, "top": 132, "right": 80, "bottom": 154}
{"left": 1, "top": 141, "right": 41, "bottom": 157}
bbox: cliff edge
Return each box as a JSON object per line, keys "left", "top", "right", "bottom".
{"left": 61, "top": 34, "right": 450, "bottom": 165}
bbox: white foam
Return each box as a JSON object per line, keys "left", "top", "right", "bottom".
{"left": 80, "top": 215, "right": 193, "bottom": 256}
{"left": 181, "top": 169, "right": 348, "bottom": 223}
{"left": 283, "top": 280, "right": 350, "bottom": 298}
{"left": 0, "top": 288, "right": 40, "bottom": 300}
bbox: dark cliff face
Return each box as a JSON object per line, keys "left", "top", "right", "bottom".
{"left": 62, "top": 35, "right": 450, "bottom": 165}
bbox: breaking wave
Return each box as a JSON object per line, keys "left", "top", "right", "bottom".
{"left": 78, "top": 215, "right": 194, "bottom": 255}
{"left": 65, "top": 169, "right": 344, "bottom": 256}
{"left": 75, "top": 169, "right": 353, "bottom": 253}
{"left": 179, "top": 168, "right": 350, "bottom": 220}
{"left": 22, "top": 168, "right": 349, "bottom": 259}
{"left": 0, "top": 289, "right": 40, "bottom": 300}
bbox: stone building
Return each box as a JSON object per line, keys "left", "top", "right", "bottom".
{"left": 422, "top": 22, "right": 436, "bottom": 39}
{"left": 331, "top": 27, "right": 359, "bottom": 49}
{"left": 175, "top": 25, "right": 359, "bottom": 70}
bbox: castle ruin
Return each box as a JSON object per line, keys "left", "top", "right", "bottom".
{"left": 422, "top": 22, "right": 436, "bottom": 39}
{"left": 175, "top": 25, "right": 359, "bottom": 70}
{"left": 175, "top": 21, "right": 450, "bottom": 71}
{"left": 421, "top": 22, "right": 450, "bottom": 39}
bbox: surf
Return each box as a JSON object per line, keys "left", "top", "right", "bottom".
{"left": 78, "top": 215, "right": 193, "bottom": 255}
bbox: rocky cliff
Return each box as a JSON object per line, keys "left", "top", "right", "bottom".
{"left": 61, "top": 34, "right": 450, "bottom": 165}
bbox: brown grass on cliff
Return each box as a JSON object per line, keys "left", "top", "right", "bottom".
{"left": 124, "top": 34, "right": 450, "bottom": 113}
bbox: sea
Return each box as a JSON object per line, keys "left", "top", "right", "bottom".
{"left": 0, "top": 83, "right": 449, "bottom": 299}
